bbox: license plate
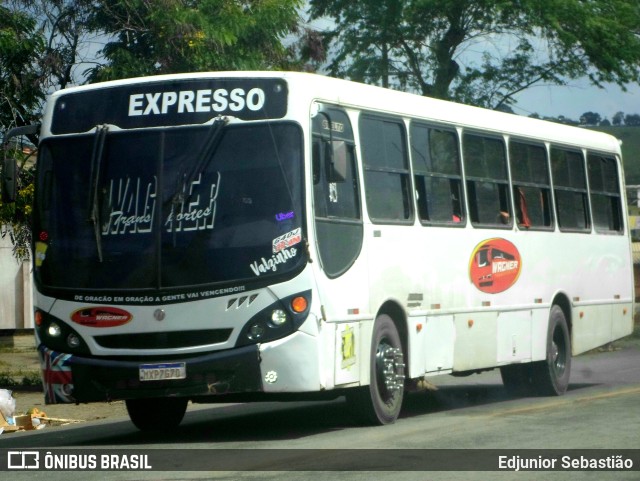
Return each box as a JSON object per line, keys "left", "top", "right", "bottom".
{"left": 139, "top": 362, "right": 186, "bottom": 381}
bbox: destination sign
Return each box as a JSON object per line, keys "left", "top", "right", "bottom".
{"left": 51, "top": 77, "right": 288, "bottom": 134}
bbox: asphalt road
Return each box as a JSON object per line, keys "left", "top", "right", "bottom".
{"left": 1, "top": 337, "right": 639, "bottom": 481}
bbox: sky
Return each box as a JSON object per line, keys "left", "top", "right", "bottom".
{"left": 511, "top": 80, "right": 640, "bottom": 121}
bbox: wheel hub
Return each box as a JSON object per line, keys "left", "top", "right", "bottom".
{"left": 376, "top": 345, "right": 405, "bottom": 395}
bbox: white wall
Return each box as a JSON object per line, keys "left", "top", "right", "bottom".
{"left": 0, "top": 233, "right": 33, "bottom": 330}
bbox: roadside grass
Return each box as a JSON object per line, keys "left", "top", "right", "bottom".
{"left": 0, "top": 370, "right": 41, "bottom": 389}
{"left": 0, "top": 344, "right": 41, "bottom": 390}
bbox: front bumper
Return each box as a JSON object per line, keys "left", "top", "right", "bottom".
{"left": 38, "top": 343, "right": 263, "bottom": 404}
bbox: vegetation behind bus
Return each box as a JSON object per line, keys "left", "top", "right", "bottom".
{"left": 307, "top": 0, "right": 640, "bottom": 111}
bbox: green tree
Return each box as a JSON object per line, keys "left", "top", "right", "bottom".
{"left": 625, "top": 113, "right": 640, "bottom": 126}
{"left": 0, "top": 6, "right": 45, "bottom": 261}
{"left": 87, "top": 0, "right": 303, "bottom": 81}
{"left": 308, "top": 0, "right": 640, "bottom": 110}
{"left": 8, "top": 0, "right": 96, "bottom": 90}
{"left": 612, "top": 111, "right": 625, "bottom": 126}
{"left": 0, "top": 6, "right": 46, "bottom": 131}
{"left": 580, "top": 111, "right": 602, "bottom": 126}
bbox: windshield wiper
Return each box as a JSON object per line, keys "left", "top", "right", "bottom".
{"left": 87, "top": 124, "right": 109, "bottom": 262}
{"left": 168, "top": 116, "right": 230, "bottom": 240}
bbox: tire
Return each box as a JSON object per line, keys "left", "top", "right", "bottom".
{"left": 126, "top": 397, "right": 188, "bottom": 432}
{"left": 346, "top": 314, "right": 405, "bottom": 425}
{"left": 532, "top": 305, "right": 572, "bottom": 396}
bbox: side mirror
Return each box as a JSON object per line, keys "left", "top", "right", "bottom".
{"left": 1, "top": 124, "right": 39, "bottom": 203}
{"left": 1, "top": 155, "right": 17, "bottom": 203}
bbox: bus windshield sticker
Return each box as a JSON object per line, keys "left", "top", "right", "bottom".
{"left": 275, "top": 211, "right": 295, "bottom": 222}
{"left": 341, "top": 326, "right": 356, "bottom": 369}
{"left": 469, "top": 238, "right": 522, "bottom": 294}
{"left": 272, "top": 228, "right": 302, "bottom": 254}
{"left": 249, "top": 247, "right": 299, "bottom": 276}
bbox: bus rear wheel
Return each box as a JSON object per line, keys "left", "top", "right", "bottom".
{"left": 532, "top": 305, "right": 571, "bottom": 396}
{"left": 347, "top": 314, "right": 405, "bottom": 425}
{"left": 126, "top": 397, "right": 188, "bottom": 431}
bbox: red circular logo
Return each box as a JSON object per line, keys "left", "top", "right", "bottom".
{"left": 469, "top": 238, "right": 522, "bottom": 294}
{"left": 71, "top": 307, "right": 133, "bottom": 327}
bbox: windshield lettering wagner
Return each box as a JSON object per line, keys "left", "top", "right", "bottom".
{"left": 165, "top": 172, "right": 220, "bottom": 232}
{"left": 103, "top": 177, "right": 157, "bottom": 235}
{"left": 128, "top": 88, "right": 266, "bottom": 116}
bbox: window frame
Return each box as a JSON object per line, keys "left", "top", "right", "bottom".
{"left": 409, "top": 121, "right": 466, "bottom": 227}
{"left": 462, "top": 131, "right": 512, "bottom": 229}
{"left": 359, "top": 113, "right": 414, "bottom": 225}
{"left": 508, "top": 139, "right": 555, "bottom": 231}
{"left": 587, "top": 151, "right": 624, "bottom": 235}
{"left": 550, "top": 146, "right": 591, "bottom": 233}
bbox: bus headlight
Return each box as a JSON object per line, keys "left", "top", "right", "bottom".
{"left": 235, "top": 290, "right": 312, "bottom": 347}
{"left": 48, "top": 322, "right": 62, "bottom": 338}
{"left": 34, "top": 309, "right": 90, "bottom": 355}
{"left": 248, "top": 323, "right": 265, "bottom": 340}
{"left": 67, "top": 333, "right": 81, "bottom": 348}
{"left": 270, "top": 309, "right": 288, "bottom": 327}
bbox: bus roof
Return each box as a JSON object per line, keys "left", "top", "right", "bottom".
{"left": 47, "top": 71, "right": 621, "bottom": 155}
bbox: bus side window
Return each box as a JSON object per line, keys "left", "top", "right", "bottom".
{"left": 360, "top": 115, "right": 413, "bottom": 223}
{"left": 462, "top": 133, "right": 511, "bottom": 228}
{"left": 551, "top": 147, "right": 590, "bottom": 232}
{"left": 312, "top": 136, "right": 360, "bottom": 220}
{"left": 509, "top": 141, "right": 553, "bottom": 230}
{"left": 312, "top": 104, "right": 363, "bottom": 278}
{"left": 410, "top": 123, "right": 464, "bottom": 225}
{"left": 588, "top": 153, "right": 623, "bottom": 233}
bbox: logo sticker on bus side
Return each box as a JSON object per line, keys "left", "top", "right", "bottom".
{"left": 469, "top": 238, "right": 522, "bottom": 294}
{"left": 71, "top": 307, "right": 133, "bottom": 327}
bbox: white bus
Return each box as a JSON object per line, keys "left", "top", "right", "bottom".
{"left": 2, "top": 72, "right": 633, "bottom": 430}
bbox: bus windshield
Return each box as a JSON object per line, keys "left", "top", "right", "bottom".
{"left": 34, "top": 122, "right": 305, "bottom": 293}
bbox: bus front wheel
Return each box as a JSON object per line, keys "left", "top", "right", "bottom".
{"left": 347, "top": 314, "right": 405, "bottom": 425}
{"left": 126, "top": 397, "right": 188, "bottom": 431}
{"left": 532, "top": 305, "right": 571, "bottom": 396}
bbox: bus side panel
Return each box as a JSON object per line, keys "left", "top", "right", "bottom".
{"left": 571, "top": 304, "right": 612, "bottom": 355}
{"left": 407, "top": 314, "right": 456, "bottom": 378}
{"left": 259, "top": 330, "right": 322, "bottom": 393}
{"left": 531, "top": 307, "right": 550, "bottom": 362}
{"left": 496, "top": 310, "right": 532, "bottom": 364}
{"left": 572, "top": 302, "right": 633, "bottom": 355}
{"left": 424, "top": 314, "right": 455, "bottom": 374}
{"left": 611, "top": 303, "right": 634, "bottom": 344}
{"left": 452, "top": 312, "right": 497, "bottom": 372}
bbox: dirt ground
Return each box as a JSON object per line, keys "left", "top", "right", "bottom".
{"left": 0, "top": 339, "right": 128, "bottom": 430}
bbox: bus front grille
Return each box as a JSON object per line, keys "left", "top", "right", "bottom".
{"left": 93, "top": 329, "right": 233, "bottom": 350}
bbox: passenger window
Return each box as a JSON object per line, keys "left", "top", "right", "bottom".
{"left": 509, "top": 141, "right": 553, "bottom": 229}
{"left": 551, "top": 148, "right": 590, "bottom": 232}
{"left": 588, "top": 154, "right": 623, "bottom": 233}
{"left": 360, "top": 115, "right": 413, "bottom": 223}
{"left": 462, "top": 133, "right": 511, "bottom": 227}
{"left": 312, "top": 104, "right": 363, "bottom": 278}
{"left": 410, "top": 124, "right": 464, "bottom": 225}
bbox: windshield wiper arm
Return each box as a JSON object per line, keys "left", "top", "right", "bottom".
{"left": 87, "top": 124, "right": 109, "bottom": 262}
{"left": 169, "top": 116, "right": 230, "bottom": 238}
